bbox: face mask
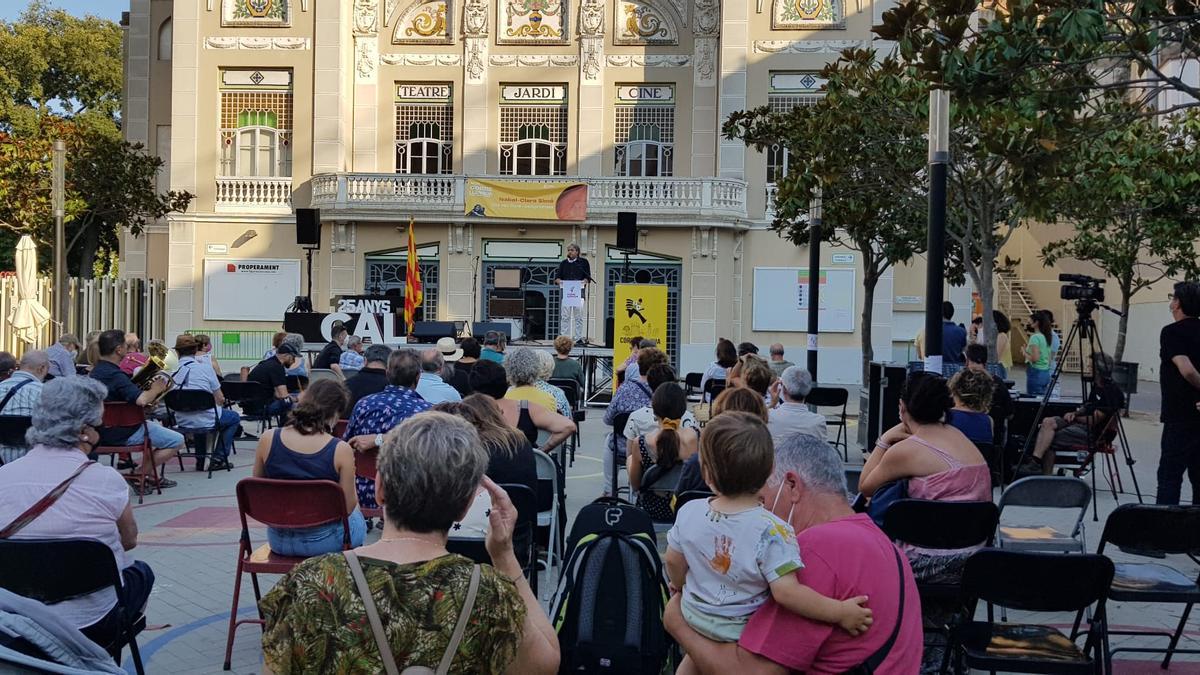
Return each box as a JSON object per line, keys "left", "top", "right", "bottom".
{"left": 770, "top": 480, "right": 795, "bottom": 526}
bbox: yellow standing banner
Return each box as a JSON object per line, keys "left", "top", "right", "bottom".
{"left": 613, "top": 283, "right": 669, "bottom": 373}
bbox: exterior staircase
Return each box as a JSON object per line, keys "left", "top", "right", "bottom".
{"left": 996, "top": 269, "right": 1082, "bottom": 373}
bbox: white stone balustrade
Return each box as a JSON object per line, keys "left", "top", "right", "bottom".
{"left": 308, "top": 173, "right": 748, "bottom": 222}
{"left": 215, "top": 177, "right": 293, "bottom": 211}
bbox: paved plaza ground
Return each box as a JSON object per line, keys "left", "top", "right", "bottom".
{"left": 119, "top": 387, "right": 1196, "bottom": 674}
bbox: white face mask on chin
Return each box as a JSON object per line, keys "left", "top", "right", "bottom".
{"left": 770, "top": 479, "right": 795, "bottom": 526}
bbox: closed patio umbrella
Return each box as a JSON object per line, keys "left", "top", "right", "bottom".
{"left": 8, "top": 235, "right": 51, "bottom": 344}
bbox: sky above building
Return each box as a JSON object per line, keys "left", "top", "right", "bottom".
{"left": 0, "top": 0, "right": 126, "bottom": 22}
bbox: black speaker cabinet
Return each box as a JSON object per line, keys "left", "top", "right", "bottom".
{"left": 296, "top": 208, "right": 321, "bottom": 247}
{"left": 411, "top": 321, "right": 456, "bottom": 343}
{"left": 472, "top": 321, "right": 512, "bottom": 339}
{"left": 488, "top": 297, "right": 525, "bottom": 318}
{"left": 865, "top": 362, "right": 908, "bottom": 451}
{"left": 616, "top": 211, "right": 638, "bottom": 251}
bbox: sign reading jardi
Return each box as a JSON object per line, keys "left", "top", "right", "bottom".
{"left": 465, "top": 178, "right": 588, "bottom": 221}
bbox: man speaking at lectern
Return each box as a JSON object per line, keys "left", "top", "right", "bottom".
{"left": 555, "top": 243, "right": 592, "bottom": 344}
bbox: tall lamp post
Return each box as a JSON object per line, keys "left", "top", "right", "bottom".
{"left": 806, "top": 191, "right": 822, "bottom": 383}
{"left": 52, "top": 139, "right": 66, "bottom": 330}
{"left": 924, "top": 89, "right": 950, "bottom": 375}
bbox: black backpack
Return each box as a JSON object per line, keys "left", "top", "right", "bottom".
{"left": 550, "top": 498, "right": 672, "bottom": 674}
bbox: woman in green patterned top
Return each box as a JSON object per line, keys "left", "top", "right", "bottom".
{"left": 260, "top": 412, "right": 560, "bottom": 674}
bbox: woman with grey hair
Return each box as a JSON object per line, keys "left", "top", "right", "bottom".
{"left": 261, "top": 412, "right": 560, "bottom": 674}
{"left": 0, "top": 377, "right": 156, "bottom": 656}
{"left": 532, "top": 349, "right": 572, "bottom": 417}
{"left": 502, "top": 347, "right": 558, "bottom": 414}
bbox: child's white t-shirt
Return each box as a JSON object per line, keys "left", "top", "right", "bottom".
{"left": 666, "top": 498, "right": 804, "bottom": 618}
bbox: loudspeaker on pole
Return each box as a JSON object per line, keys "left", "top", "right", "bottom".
{"left": 616, "top": 211, "right": 638, "bottom": 252}
{"left": 296, "top": 208, "right": 321, "bottom": 248}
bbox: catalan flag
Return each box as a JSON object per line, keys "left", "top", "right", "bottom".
{"left": 404, "top": 217, "right": 423, "bottom": 334}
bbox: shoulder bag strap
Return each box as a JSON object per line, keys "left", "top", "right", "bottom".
{"left": 859, "top": 545, "right": 907, "bottom": 673}
{"left": 343, "top": 551, "right": 401, "bottom": 675}
{"left": 0, "top": 460, "right": 97, "bottom": 539}
{"left": 0, "top": 377, "right": 35, "bottom": 413}
{"left": 435, "top": 564, "right": 482, "bottom": 675}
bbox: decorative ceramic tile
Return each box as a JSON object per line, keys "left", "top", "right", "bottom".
{"left": 392, "top": 0, "right": 453, "bottom": 44}
{"left": 772, "top": 0, "right": 843, "bottom": 29}
{"left": 614, "top": 0, "right": 678, "bottom": 45}
{"left": 222, "top": 0, "right": 291, "bottom": 27}
{"left": 498, "top": 0, "right": 569, "bottom": 45}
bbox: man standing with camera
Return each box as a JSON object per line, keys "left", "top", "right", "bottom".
{"left": 1158, "top": 281, "right": 1200, "bottom": 505}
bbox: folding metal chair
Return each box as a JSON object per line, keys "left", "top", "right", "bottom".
{"left": 0, "top": 538, "right": 148, "bottom": 675}
{"left": 533, "top": 449, "right": 562, "bottom": 571}
{"left": 223, "top": 478, "right": 352, "bottom": 670}
{"left": 92, "top": 402, "right": 158, "bottom": 504}
{"left": 309, "top": 368, "right": 340, "bottom": 384}
{"left": 0, "top": 414, "right": 32, "bottom": 464}
{"left": 447, "top": 483, "right": 539, "bottom": 593}
{"left": 164, "top": 389, "right": 233, "bottom": 478}
{"left": 684, "top": 372, "right": 704, "bottom": 402}
{"left": 997, "top": 476, "right": 1091, "bottom": 554}
{"left": 806, "top": 386, "right": 850, "bottom": 460}
{"left": 220, "top": 380, "right": 276, "bottom": 433}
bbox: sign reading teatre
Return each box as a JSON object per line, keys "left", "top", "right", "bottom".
{"left": 395, "top": 83, "right": 452, "bottom": 101}
{"left": 501, "top": 85, "right": 567, "bottom": 103}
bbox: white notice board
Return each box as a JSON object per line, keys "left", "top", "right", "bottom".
{"left": 203, "top": 258, "right": 301, "bottom": 321}
{"left": 752, "top": 267, "right": 856, "bottom": 333}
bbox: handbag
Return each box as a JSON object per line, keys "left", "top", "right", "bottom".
{"left": 0, "top": 460, "right": 96, "bottom": 538}
{"left": 343, "top": 551, "right": 481, "bottom": 675}
{"left": 845, "top": 544, "right": 908, "bottom": 674}
{"left": 853, "top": 479, "right": 908, "bottom": 528}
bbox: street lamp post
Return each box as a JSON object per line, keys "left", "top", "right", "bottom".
{"left": 807, "top": 191, "right": 822, "bottom": 383}
{"left": 52, "top": 139, "right": 66, "bottom": 331}
{"left": 924, "top": 89, "right": 950, "bottom": 375}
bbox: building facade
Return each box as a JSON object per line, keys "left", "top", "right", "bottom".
{"left": 123, "top": 0, "right": 991, "bottom": 383}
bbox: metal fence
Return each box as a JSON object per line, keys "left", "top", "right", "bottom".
{"left": 185, "top": 330, "right": 276, "bottom": 361}
{"left": 0, "top": 276, "right": 166, "bottom": 355}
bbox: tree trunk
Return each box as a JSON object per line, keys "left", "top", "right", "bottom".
{"left": 1115, "top": 279, "right": 1132, "bottom": 362}
{"left": 860, "top": 271, "right": 878, "bottom": 388}
{"left": 76, "top": 225, "right": 100, "bottom": 279}
{"left": 978, "top": 255, "right": 996, "bottom": 362}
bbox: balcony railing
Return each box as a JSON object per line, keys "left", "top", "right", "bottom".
{"left": 215, "top": 176, "right": 293, "bottom": 211}
{"left": 308, "top": 173, "right": 747, "bottom": 222}
{"left": 765, "top": 183, "right": 779, "bottom": 219}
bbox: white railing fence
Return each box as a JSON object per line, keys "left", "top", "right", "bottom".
{"left": 215, "top": 176, "right": 293, "bottom": 210}
{"left": 0, "top": 276, "right": 166, "bottom": 355}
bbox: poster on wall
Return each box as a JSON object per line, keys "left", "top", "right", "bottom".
{"left": 203, "top": 258, "right": 301, "bottom": 321}
{"left": 614, "top": 283, "right": 669, "bottom": 350}
{"left": 752, "top": 267, "right": 856, "bottom": 332}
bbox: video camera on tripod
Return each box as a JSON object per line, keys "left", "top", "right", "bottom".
{"left": 1060, "top": 273, "right": 1104, "bottom": 303}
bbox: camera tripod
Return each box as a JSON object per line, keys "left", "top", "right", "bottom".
{"left": 1015, "top": 300, "right": 1143, "bottom": 520}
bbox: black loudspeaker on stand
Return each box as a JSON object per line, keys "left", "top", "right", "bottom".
{"left": 291, "top": 208, "right": 321, "bottom": 313}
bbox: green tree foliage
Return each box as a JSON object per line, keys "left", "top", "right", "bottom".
{"left": 724, "top": 50, "right": 928, "bottom": 385}
{"left": 1043, "top": 107, "right": 1200, "bottom": 360}
{"left": 0, "top": 0, "right": 123, "bottom": 135}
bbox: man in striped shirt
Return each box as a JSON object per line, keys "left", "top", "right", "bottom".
{"left": 0, "top": 350, "right": 49, "bottom": 463}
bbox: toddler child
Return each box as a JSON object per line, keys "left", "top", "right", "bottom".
{"left": 666, "top": 411, "right": 872, "bottom": 646}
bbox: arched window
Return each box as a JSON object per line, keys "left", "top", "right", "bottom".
{"left": 499, "top": 106, "right": 568, "bottom": 176}
{"left": 614, "top": 104, "right": 675, "bottom": 177}
{"left": 405, "top": 122, "right": 444, "bottom": 174}
{"left": 235, "top": 110, "right": 280, "bottom": 176}
{"left": 157, "top": 18, "right": 172, "bottom": 61}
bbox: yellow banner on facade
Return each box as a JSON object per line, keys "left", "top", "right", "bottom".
{"left": 613, "top": 283, "right": 669, "bottom": 357}
{"left": 464, "top": 179, "right": 588, "bottom": 221}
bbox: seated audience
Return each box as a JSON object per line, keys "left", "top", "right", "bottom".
{"left": 665, "top": 432, "right": 923, "bottom": 673}
{"left": 194, "top": 333, "right": 223, "bottom": 378}
{"left": 767, "top": 343, "right": 794, "bottom": 377}
{"left": 533, "top": 350, "right": 572, "bottom": 417}
{"left": 963, "top": 343, "right": 1014, "bottom": 444}
{"left": 117, "top": 333, "right": 148, "bottom": 375}
{"left": 170, "top": 335, "right": 239, "bottom": 472}
{"left": 0, "top": 377, "right": 157, "bottom": 655}
{"left": 90, "top": 329, "right": 182, "bottom": 490}
{"left": 550, "top": 335, "right": 585, "bottom": 393}
{"left": 616, "top": 335, "right": 643, "bottom": 379}
{"left": 252, "top": 379, "right": 366, "bottom": 556}
{"left": 313, "top": 321, "right": 347, "bottom": 376}
{"left": 503, "top": 347, "right": 558, "bottom": 414}
{"left": 676, "top": 386, "right": 771, "bottom": 496}
{"left": 603, "top": 347, "right": 668, "bottom": 493}
{"left": 731, "top": 354, "right": 774, "bottom": 404}
{"left": 264, "top": 331, "right": 308, "bottom": 378}
{"left": 628, "top": 382, "right": 699, "bottom": 521}
{"left": 0, "top": 350, "right": 49, "bottom": 463}
{"left": 437, "top": 394, "right": 537, "bottom": 498}
{"left": 78, "top": 331, "right": 101, "bottom": 372}
{"left": 946, "top": 368, "right": 994, "bottom": 445}
{"left": 700, "top": 339, "right": 738, "bottom": 399}
{"left": 416, "top": 348, "right": 463, "bottom": 404}
{"left": 344, "top": 343, "right": 392, "bottom": 411}
{"left": 625, "top": 364, "right": 698, "bottom": 441}
{"left": 344, "top": 350, "right": 430, "bottom": 512}
{"left": 248, "top": 340, "right": 303, "bottom": 421}
{"left": 470, "top": 360, "right": 574, "bottom": 454}
{"left": 1021, "top": 352, "right": 1124, "bottom": 475}
{"left": 481, "top": 331, "right": 506, "bottom": 363}
{"left": 665, "top": 413, "right": 871, "bottom": 666}
{"left": 339, "top": 335, "right": 365, "bottom": 371}
{"left": 260, "top": 413, "right": 559, "bottom": 674}
{"left": 768, "top": 366, "right": 826, "bottom": 445}
{"left": 623, "top": 338, "right": 658, "bottom": 382}
{"left": 446, "top": 337, "right": 480, "bottom": 396}
{"left": 860, "top": 371, "right": 991, "bottom": 581}
{"left": 46, "top": 333, "right": 80, "bottom": 379}
{"left": 0, "top": 351, "right": 14, "bottom": 381}
{"left": 737, "top": 341, "right": 760, "bottom": 358}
